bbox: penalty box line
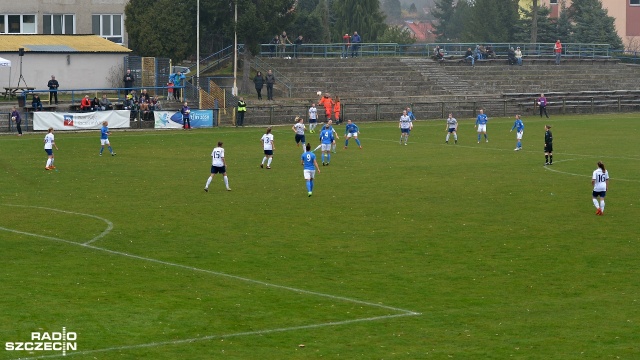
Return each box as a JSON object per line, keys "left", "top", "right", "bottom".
{"left": 11, "top": 313, "right": 418, "bottom": 360}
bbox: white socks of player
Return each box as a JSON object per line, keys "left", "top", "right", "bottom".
{"left": 46, "top": 159, "right": 52, "bottom": 167}
{"left": 262, "top": 157, "right": 267, "bottom": 165}
{"left": 593, "top": 199, "right": 605, "bottom": 212}
{"left": 267, "top": 158, "right": 272, "bottom": 167}
{"left": 205, "top": 175, "right": 231, "bottom": 190}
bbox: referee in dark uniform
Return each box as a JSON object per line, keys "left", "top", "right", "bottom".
{"left": 544, "top": 125, "right": 553, "bottom": 165}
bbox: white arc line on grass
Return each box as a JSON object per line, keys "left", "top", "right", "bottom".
{"left": 3, "top": 205, "right": 420, "bottom": 359}
{"left": 11, "top": 313, "right": 418, "bottom": 360}
{"left": 1, "top": 204, "right": 113, "bottom": 245}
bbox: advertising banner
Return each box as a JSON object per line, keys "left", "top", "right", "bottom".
{"left": 33, "top": 111, "right": 131, "bottom": 131}
{"left": 154, "top": 110, "right": 215, "bottom": 129}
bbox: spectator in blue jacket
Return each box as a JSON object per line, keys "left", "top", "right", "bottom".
{"left": 173, "top": 72, "right": 186, "bottom": 102}
{"left": 351, "top": 31, "right": 361, "bottom": 58}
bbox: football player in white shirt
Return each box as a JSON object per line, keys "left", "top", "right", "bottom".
{"left": 205, "top": 141, "right": 231, "bottom": 192}
{"left": 592, "top": 161, "right": 609, "bottom": 215}
{"left": 308, "top": 104, "right": 318, "bottom": 133}
{"left": 260, "top": 127, "right": 275, "bottom": 169}
{"left": 43, "top": 127, "right": 59, "bottom": 170}
{"left": 399, "top": 110, "right": 413, "bottom": 145}
{"left": 292, "top": 116, "right": 306, "bottom": 151}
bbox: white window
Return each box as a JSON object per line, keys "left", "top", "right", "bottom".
{"left": 43, "top": 14, "right": 75, "bottom": 34}
{"left": 92, "top": 14, "right": 123, "bottom": 44}
{"left": 631, "top": 0, "right": 640, "bottom": 5}
{"left": 550, "top": 0, "right": 558, "bottom": 4}
{"left": 0, "top": 14, "right": 36, "bottom": 34}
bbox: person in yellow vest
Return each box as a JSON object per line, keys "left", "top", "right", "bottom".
{"left": 237, "top": 97, "right": 247, "bottom": 127}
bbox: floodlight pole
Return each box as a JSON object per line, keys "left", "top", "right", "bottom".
{"left": 197, "top": 0, "right": 201, "bottom": 104}
{"left": 232, "top": 1, "right": 238, "bottom": 96}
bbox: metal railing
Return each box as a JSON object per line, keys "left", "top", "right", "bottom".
{"left": 259, "top": 42, "right": 613, "bottom": 59}
{"left": 253, "top": 57, "right": 293, "bottom": 97}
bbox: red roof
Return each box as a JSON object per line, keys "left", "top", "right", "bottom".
{"left": 404, "top": 21, "right": 436, "bottom": 42}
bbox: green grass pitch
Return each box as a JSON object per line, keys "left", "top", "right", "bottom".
{"left": 1, "top": 113, "right": 639, "bottom": 359}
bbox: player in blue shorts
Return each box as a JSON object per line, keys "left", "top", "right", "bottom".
{"left": 319, "top": 124, "right": 335, "bottom": 165}
{"left": 99, "top": 121, "right": 116, "bottom": 156}
{"left": 301, "top": 143, "right": 321, "bottom": 196}
{"left": 344, "top": 120, "right": 362, "bottom": 149}
{"left": 475, "top": 109, "right": 488, "bottom": 143}
{"left": 510, "top": 114, "right": 524, "bottom": 151}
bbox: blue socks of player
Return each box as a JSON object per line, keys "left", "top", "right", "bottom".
{"left": 355, "top": 139, "right": 361, "bottom": 146}
{"left": 306, "top": 180, "right": 312, "bottom": 192}
{"left": 517, "top": 141, "right": 521, "bottom": 148}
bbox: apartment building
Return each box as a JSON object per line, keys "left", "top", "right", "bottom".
{"left": 540, "top": 0, "right": 640, "bottom": 48}
{"left": 0, "top": 0, "right": 129, "bottom": 47}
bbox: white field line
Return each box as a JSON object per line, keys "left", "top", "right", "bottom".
{"left": 2, "top": 205, "right": 420, "bottom": 358}
{"left": 10, "top": 313, "right": 418, "bottom": 360}
{"left": 1, "top": 204, "right": 113, "bottom": 245}
{"left": 543, "top": 164, "right": 640, "bottom": 182}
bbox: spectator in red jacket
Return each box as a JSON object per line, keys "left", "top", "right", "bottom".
{"left": 80, "top": 95, "right": 92, "bottom": 112}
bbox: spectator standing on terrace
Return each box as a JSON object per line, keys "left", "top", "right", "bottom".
{"left": 465, "top": 47, "right": 475, "bottom": 67}
{"left": 167, "top": 81, "right": 174, "bottom": 101}
{"left": 515, "top": 47, "right": 523, "bottom": 66}
{"left": 253, "top": 71, "right": 264, "bottom": 100}
{"left": 32, "top": 94, "right": 43, "bottom": 111}
{"left": 538, "top": 93, "right": 549, "bottom": 118}
{"left": 173, "top": 72, "right": 186, "bottom": 102}
{"left": 342, "top": 33, "right": 351, "bottom": 58}
{"left": 351, "top": 31, "right": 361, "bottom": 58}
{"left": 280, "top": 31, "right": 292, "bottom": 57}
{"left": 265, "top": 70, "right": 275, "bottom": 101}
{"left": 269, "top": 35, "right": 280, "bottom": 58}
{"left": 554, "top": 39, "right": 562, "bottom": 65}
{"left": 293, "top": 35, "right": 303, "bottom": 58}
{"left": 123, "top": 69, "right": 135, "bottom": 96}
{"left": 47, "top": 75, "right": 59, "bottom": 105}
